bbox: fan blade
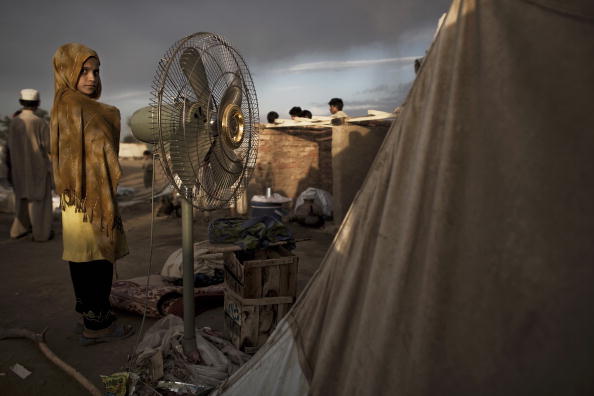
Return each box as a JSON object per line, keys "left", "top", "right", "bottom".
{"left": 180, "top": 47, "right": 213, "bottom": 163}
{"left": 178, "top": 48, "right": 244, "bottom": 203}
{"left": 180, "top": 48, "right": 209, "bottom": 107}
{"left": 166, "top": 102, "right": 194, "bottom": 191}
{"left": 183, "top": 101, "right": 214, "bottom": 164}
{"left": 201, "top": 133, "right": 243, "bottom": 204}
{"left": 201, "top": 144, "right": 243, "bottom": 207}
{"left": 213, "top": 138, "right": 243, "bottom": 175}
{"left": 180, "top": 46, "right": 213, "bottom": 161}
{"left": 218, "top": 74, "right": 242, "bottom": 114}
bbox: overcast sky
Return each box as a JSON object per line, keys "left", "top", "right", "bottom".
{"left": 0, "top": 0, "right": 450, "bottom": 136}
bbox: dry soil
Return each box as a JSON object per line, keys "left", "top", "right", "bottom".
{"left": 0, "top": 159, "right": 334, "bottom": 395}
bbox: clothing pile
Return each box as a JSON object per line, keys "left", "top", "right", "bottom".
{"left": 208, "top": 216, "right": 295, "bottom": 250}
{"left": 171, "top": 268, "right": 225, "bottom": 288}
{"left": 161, "top": 240, "right": 224, "bottom": 278}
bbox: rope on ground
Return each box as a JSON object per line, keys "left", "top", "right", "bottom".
{"left": 0, "top": 327, "right": 102, "bottom": 396}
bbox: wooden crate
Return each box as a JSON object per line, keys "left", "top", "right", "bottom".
{"left": 224, "top": 246, "right": 298, "bottom": 353}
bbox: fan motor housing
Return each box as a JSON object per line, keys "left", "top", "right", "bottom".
{"left": 221, "top": 103, "right": 245, "bottom": 149}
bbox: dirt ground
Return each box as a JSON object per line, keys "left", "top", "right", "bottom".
{"left": 0, "top": 159, "right": 334, "bottom": 395}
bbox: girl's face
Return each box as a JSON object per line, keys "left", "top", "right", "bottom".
{"left": 76, "top": 57, "right": 100, "bottom": 96}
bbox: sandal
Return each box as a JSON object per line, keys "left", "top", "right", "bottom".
{"left": 80, "top": 324, "right": 135, "bottom": 346}
{"left": 76, "top": 312, "right": 117, "bottom": 334}
{"left": 10, "top": 231, "right": 30, "bottom": 240}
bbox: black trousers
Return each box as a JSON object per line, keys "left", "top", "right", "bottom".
{"left": 69, "top": 260, "right": 115, "bottom": 330}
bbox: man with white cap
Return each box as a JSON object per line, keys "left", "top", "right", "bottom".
{"left": 6, "top": 89, "right": 52, "bottom": 241}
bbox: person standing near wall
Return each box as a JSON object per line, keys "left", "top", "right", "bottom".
{"left": 51, "top": 43, "right": 133, "bottom": 343}
{"left": 289, "top": 106, "right": 302, "bottom": 120}
{"left": 328, "top": 98, "right": 348, "bottom": 126}
{"left": 328, "top": 97, "right": 348, "bottom": 119}
{"left": 266, "top": 111, "right": 279, "bottom": 124}
{"left": 6, "top": 89, "right": 53, "bottom": 241}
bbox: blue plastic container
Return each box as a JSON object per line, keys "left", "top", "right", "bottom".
{"left": 250, "top": 202, "right": 285, "bottom": 221}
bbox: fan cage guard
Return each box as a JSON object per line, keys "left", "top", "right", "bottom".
{"left": 151, "top": 32, "right": 259, "bottom": 210}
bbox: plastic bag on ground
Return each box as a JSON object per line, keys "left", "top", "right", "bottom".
{"left": 131, "top": 315, "right": 250, "bottom": 393}
{"left": 294, "top": 187, "right": 333, "bottom": 218}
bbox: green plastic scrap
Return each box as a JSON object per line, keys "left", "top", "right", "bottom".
{"left": 100, "top": 372, "right": 130, "bottom": 396}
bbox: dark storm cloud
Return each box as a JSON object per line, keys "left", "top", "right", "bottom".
{"left": 276, "top": 56, "right": 417, "bottom": 73}
{"left": 0, "top": 0, "right": 450, "bottom": 116}
{"left": 357, "top": 83, "right": 396, "bottom": 95}
{"left": 350, "top": 81, "right": 414, "bottom": 109}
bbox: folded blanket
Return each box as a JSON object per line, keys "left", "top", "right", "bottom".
{"left": 110, "top": 274, "right": 224, "bottom": 318}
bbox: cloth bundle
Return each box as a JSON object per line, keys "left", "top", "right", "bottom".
{"left": 208, "top": 217, "right": 295, "bottom": 250}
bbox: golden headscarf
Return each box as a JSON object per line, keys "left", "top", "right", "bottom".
{"left": 52, "top": 43, "right": 102, "bottom": 99}
{"left": 50, "top": 43, "right": 123, "bottom": 262}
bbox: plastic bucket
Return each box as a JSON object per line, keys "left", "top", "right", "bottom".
{"left": 250, "top": 201, "right": 284, "bottom": 221}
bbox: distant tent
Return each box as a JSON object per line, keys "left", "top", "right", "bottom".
{"left": 215, "top": 0, "right": 594, "bottom": 394}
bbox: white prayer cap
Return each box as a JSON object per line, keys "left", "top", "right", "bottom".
{"left": 20, "top": 89, "right": 40, "bottom": 101}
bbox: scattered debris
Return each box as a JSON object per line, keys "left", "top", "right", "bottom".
{"left": 156, "top": 380, "right": 209, "bottom": 394}
{"left": 10, "top": 363, "right": 31, "bottom": 379}
{"left": 0, "top": 327, "right": 102, "bottom": 395}
{"left": 150, "top": 353, "right": 164, "bottom": 381}
{"left": 101, "top": 372, "right": 128, "bottom": 396}
{"left": 129, "top": 315, "right": 250, "bottom": 394}
{"left": 116, "top": 186, "right": 136, "bottom": 197}
{"left": 100, "top": 371, "right": 139, "bottom": 396}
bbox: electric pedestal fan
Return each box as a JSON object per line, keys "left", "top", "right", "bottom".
{"left": 130, "top": 32, "right": 259, "bottom": 354}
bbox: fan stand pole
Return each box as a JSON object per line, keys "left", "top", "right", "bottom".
{"left": 181, "top": 196, "right": 197, "bottom": 355}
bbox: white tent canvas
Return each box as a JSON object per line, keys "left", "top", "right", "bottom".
{"left": 215, "top": 0, "right": 594, "bottom": 394}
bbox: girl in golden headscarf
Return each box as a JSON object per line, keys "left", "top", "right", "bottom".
{"left": 51, "top": 43, "right": 133, "bottom": 344}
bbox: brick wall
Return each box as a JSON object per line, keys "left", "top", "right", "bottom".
{"left": 249, "top": 120, "right": 393, "bottom": 218}
{"left": 249, "top": 126, "right": 332, "bottom": 200}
